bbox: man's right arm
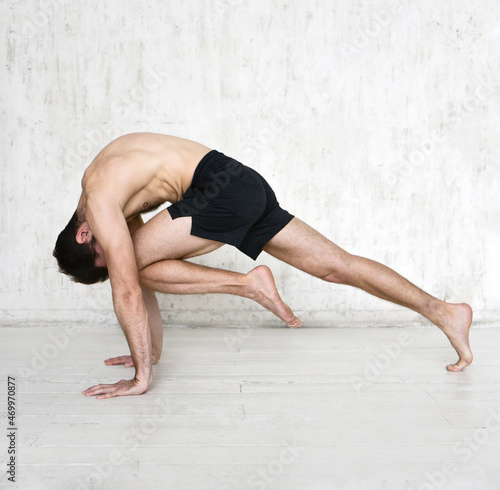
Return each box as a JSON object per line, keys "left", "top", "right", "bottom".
{"left": 143, "top": 289, "right": 163, "bottom": 364}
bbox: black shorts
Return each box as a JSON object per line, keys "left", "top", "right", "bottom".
{"left": 167, "top": 150, "right": 294, "bottom": 260}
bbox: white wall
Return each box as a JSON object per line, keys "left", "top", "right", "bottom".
{"left": 1, "top": 0, "right": 499, "bottom": 328}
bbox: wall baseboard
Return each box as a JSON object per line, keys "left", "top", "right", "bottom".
{"left": 0, "top": 309, "right": 498, "bottom": 328}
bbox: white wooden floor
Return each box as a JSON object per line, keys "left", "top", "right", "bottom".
{"left": 1, "top": 325, "right": 499, "bottom": 490}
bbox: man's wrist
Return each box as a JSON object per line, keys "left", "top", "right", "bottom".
{"left": 134, "top": 370, "right": 152, "bottom": 387}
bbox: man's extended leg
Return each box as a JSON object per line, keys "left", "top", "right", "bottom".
{"left": 263, "top": 217, "right": 473, "bottom": 371}
{"left": 132, "top": 210, "right": 301, "bottom": 327}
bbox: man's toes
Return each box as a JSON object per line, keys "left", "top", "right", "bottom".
{"left": 446, "top": 358, "right": 471, "bottom": 372}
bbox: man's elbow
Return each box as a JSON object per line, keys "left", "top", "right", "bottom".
{"left": 113, "top": 288, "right": 144, "bottom": 309}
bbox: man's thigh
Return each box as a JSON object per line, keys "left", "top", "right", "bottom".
{"left": 263, "top": 217, "right": 349, "bottom": 277}
{"left": 132, "top": 208, "right": 224, "bottom": 270}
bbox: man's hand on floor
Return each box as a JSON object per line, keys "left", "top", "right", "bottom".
{"left": 104, "top": 354, "right": 160, "bottom": 367}
{"left": 82, "top": 355, "right": 161, "bottom": 399}
{"left": 82, "top": 377, "right": 150, "bottom": 399}
{"left": 105, "top": 355, "right": 135, "bottom": 367}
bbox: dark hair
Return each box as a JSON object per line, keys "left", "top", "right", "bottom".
{"left": 53, "top": 211, "right": 109, "bottom": 285}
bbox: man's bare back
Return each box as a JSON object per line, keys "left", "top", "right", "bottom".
{"left": 80, "top": 133, "right": 211, "bottom": 220}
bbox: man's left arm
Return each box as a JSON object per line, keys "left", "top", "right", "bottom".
{"left": 82, "top": 200, "right": 153, "bottom": 399}
{"left": 129, "top": 215, "right": 163, "bottom": 363}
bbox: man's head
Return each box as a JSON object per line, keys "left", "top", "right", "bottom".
{"left": 53, "top": 211, "right": 109, "bottom": 285}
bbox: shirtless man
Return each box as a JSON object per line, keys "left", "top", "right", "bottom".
{"left": 53, "top": 133, "right": 473, "bottom": 399}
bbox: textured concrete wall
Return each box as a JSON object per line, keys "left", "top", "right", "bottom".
{"left": 1, "top": 0, "right": 499, "bottom": 328}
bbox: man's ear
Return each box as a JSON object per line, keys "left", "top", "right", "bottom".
{"left": 75, "top": 222, "right": 92, "bottom": 245}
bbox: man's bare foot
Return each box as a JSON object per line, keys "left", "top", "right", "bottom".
{"left": 439, "top": 303, "right": 473, "bottom": 372}
{"left": 246, "top": 265, "right": 301, "bottom": 328}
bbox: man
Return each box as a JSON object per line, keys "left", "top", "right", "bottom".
{"left": 53, "top": 133, "right": 473, "bottom": 399}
